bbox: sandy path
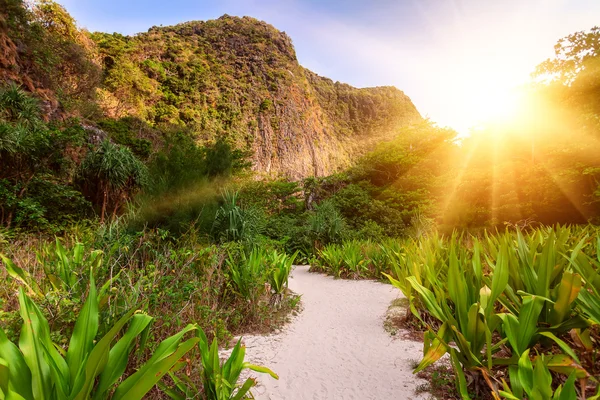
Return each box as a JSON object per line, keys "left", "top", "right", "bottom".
{"left": 239, "top": 266, "right": 428, "bottom": 400}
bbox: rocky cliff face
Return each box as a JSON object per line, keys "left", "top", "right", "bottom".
{"left": 92, "top": 15, "right": 422, "bottom": 179}
{"left": 1, "top": 3, "right": 421, "bottom": 179}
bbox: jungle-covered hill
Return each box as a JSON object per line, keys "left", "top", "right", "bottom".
{"left": 1, "top": 1, "right": 421, "bottom": 179}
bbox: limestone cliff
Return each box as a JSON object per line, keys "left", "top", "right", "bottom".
{"left": 1, "top": 2, "right": 421, "bottom": 179}
{"left": 92, "top": 15, "right": 422, "bottom": 179}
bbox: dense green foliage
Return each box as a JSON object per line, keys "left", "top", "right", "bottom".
{"left": 0, "top": 224, "right": 297, "bottom": 398}
{"left": 315, "top": 226, "right": 600, "bottom": 399}
{"left": 0, "top": 84, "right": 92, "bottom": 230}
{"left": 1, "top": 1, "right": 600, "bottom": 399}
{"left": 0, "top": 278, "right": 199, "bottom": 400}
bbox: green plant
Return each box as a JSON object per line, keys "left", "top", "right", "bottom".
{"left": 568, "top": 235, "right": 600, "bottom": 325}
{"left": 499, "top": 350, "right": 580, "bottom": 400}
{"left": 383, "top": 228, "right": 599, "bottom": 398}
{"left": 488, "top": 229, "right": 589, "bottom": 334}
{"left": 363, "top": 241, "right": 390, "bottom": 279}
{"left": 78, "top": 140, "right": 148, "bottom": 223}
{"left": 318, "top": 244, "right": 344, "bottom": 277}
{"left": 307, "top": 200, "right": 346, "bottom": 249}
{"left": 213, "top": 190, "right": 264, "bottom": 243}
{"left": 0, "top": 272, "right": 199, "bottom": 400}
{"left": 37, "top": 239, "right": 103, "bottom": 294}
{"left": 342, "top": 240, "right": 367, "bottom": 277}
{"left": 226, "top": 248, "right": 268, "bottom": 306}
{"left": 1, "top": 240, "right": 113, "bottom": 305}
{"left": 267, "top": 250, "right": 298, "bottom": 307}
{"left": 161, "top": 330, "right": 278, "bottom": 400}
{"left": 408, "top": 239, "right": 508, "bottom": 390}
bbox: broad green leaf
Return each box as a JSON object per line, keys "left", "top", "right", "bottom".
{"left": 517, "top": 349, "right": 533, "bottom": 395}
{"left": 466, "top": 304, "right": 486, "bottom": 355}
{"left": 230, "top": 378, "right": 256, "bottom": 400}
{"left": 533, "top": 355, "right": 552, "bottom": 399}
{"left": 112, "top": 324, "right": 198, "bottom": 400}
{"left": 538, "top": 332, "right": 580, "bottom": 363}
{"left": 447, "top": 246, "right": 468, "bottom": 331}
{"left": 112, "top": 336, "right": 199, "bottom": 400}
{"left": 73, "top": 307, "right": 138, "bottom": 400}
{"left": 507, "top": 365, "right": 523, "bottom": 399}
{"left": 450, "top": 349, "right": 471, "bottom": 400}
{"left": 94, "top": 314, "right": 154, "bottom": 399}
{"left": 66, "top": 270, "right": 99, "bottom": 384}
{"left": 543, "top": 354, "right": 589, "bottom": 379}
{"left": 549, "top": 271, "right": 581, "bottom": 326}
{"left": 487, "top": 243, "right": 509, "bottom": 317}
{"left": 414, "top": 323, "right": 450, "bottom": 373}
{"left": 243, "top": 363, "right": 279, "bottom": 380}
{"left": 502, "top": 295, "right": 544, "bottom": 355}
{"left": 0, "top": 327, "right": 32, "bottom": 399}
{"left": 0, "top": 254, "right": 40, "bottom": 296}
{"left": 0, "top": 357, "right": 9, "bottom": 395}
{"left": 18, "top": 288, "right": 52, "bottom": 400}
{"left": 406, "top": 277, "right": 446, "bottom": 322}
{"left": 557, "top": 372, "right": 578, "bottom": 400}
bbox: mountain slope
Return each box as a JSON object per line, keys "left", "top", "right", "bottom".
{"left": 1, "top": 2, "right": 421, "bottom": 179}
{"left": 92, "top": 15, "right": 421, "bottom": 178}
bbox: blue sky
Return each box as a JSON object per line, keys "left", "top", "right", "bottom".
{"left": 57, "top": 0, "right": 600, "bottom": 133}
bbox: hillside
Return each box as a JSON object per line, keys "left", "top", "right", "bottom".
{"left": 1, "top": 4, "right": 421, "bottom": 179}
{"left": 91, "top": 16, "right": 421, "bottom": 178}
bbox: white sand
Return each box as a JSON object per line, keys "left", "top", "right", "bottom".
{"left": 238, "top": 266, "right": 429, "bottom": 400}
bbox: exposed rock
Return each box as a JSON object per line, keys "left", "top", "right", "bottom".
{"left": 92, "top": 16, "right": 422, "bottom": 179}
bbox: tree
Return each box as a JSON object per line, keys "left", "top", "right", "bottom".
{"left": 534, "top": 26, "right": 600, "bottom": 84}
{"left": 0, "top": 84, "right": 50, "bottom": 227}
{"left": 78, "top": 140, "right": 147, "bottom": 223}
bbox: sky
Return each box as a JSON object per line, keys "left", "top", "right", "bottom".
{"left": 57, "top": 0, "right": 600, "bottom": 134}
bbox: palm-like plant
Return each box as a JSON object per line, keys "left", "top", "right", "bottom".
{"left": 0, "top": 84, "right": 51, "bottom": 227}
{"left": 78, "top": 140, "right": 148, "bottom": 223}
{"left": 226, "top": 248, "right": 268, "bottom": 306}
{"left": 212, "top": 190, "right": 246, "bottom": 242}
{"left": 212, "top": 190, "right": 264, "bottom": 243}
{"left": 0, "top": 83, "right": 42, "bottom": 129}
{"left": 307, "top": 200, "right": 346, "bottom": 249}
{"left": 267, "top": 250, "right": 298, "bottom": 307}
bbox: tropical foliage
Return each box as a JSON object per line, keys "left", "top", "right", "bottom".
{"left": 0, "top": 273, "right": 199, "bottom": 400}
{"left": 1, "top": 2, "right": 600, "bottom": 399}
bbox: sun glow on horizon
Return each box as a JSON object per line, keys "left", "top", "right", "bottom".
{"left": 450, "top": 82, "right": 535, "bottom": 139}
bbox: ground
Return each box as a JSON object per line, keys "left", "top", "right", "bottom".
{"left": 236, "top": 266, "right": 429, "bottom": 400}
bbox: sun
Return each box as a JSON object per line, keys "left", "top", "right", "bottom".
{"left": 476, "top": 89, "right": 523, "bottom": 123}
{"left": 450, "top": 79, "right": 536, "bottom": 138}
{"left": 439, "top": 49, "right": 536, "bottom": 136}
